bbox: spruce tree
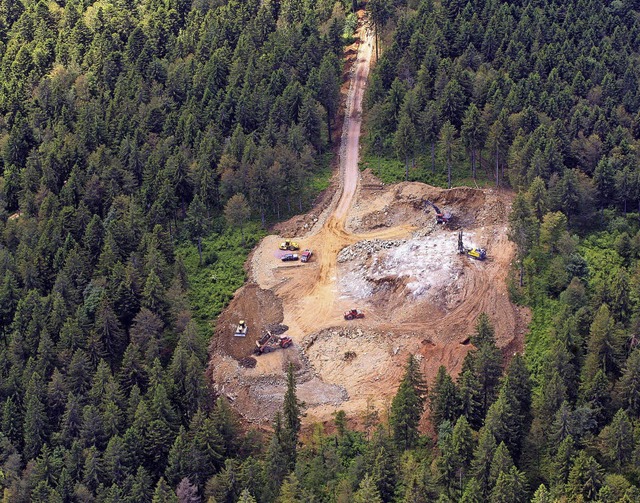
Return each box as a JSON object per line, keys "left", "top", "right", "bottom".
{"left": 429, "top": 366, "right": 460, "bottom": 429}
{"left": 617, "top": 349, "right": 640, "bottom": 417}
{"left": 282, "top": 363, "right": 303, "bottom": 471}
{"left": 354, "top": 474, "right": 383, "bottom": 503}
{"left": 390, "top": 355, "right": 427, "bottom": 451}
{"left": 471, "top": 427, "right": 497, "bottom": 498}
{"left": 567, "top": 451, "right": 604, "bottom": 501}
{"left": 152, "top": 477, "right": 178, "bottom": 503}
{"left": 599, "top": 409, "right": 634, "bottom": 472}
{"left": 489, "top": 466, "right": 528, "bottom": 503}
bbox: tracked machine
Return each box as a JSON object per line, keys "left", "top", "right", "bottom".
{"left": 424, "top": 199, "right": 452, "bottom": 225}
{"left": 458, "top": 230, "right": 486, "bottom": 260}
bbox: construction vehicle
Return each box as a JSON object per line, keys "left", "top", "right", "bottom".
{"left": 254, "top": 331, "right": 293, "bottom": 355}
{"left": 300, "top": 249, "right": 313, "bottom": 262}
{"left": 279, "top": 239, "right": 300, "bottom": 251}
{"left": 424, "top": 200, "right": 452, "bottom": 224}
{"left": 235, "top": 320, "right": 248, "bottom": 337}
{"left": 458, "top": 230, "right": 487, "bottom": 260}
{"left": 344, "top": 309, "right": 365, "bottom": 320}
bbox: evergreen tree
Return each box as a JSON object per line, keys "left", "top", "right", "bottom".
{"left": 281, "top": 363, "right": 303, "bottom": 471}
{"left": 394, "top": 112, "right": 417, "bottom": 181}
{"left": 354, "top": 474, "right": 383, "bottom": 503}
{"left": 489, "top": 466, "right": 528, "bottom": 503}
{"left": 599, "top": 409, "right": 634, "bottom": 472}
{"left": 471, "top": 427, "right": 497, "bottom": 498}
{"left": 617, "top": 349, "right": 640, "bottom": 417}
{"left": 153, "top": 477, "right": 178, "bottom": 503}
{"left": 390, "top": 355, "right": 427, "bottom": 450}
{"left": 567, "top": 451, "right": 604, "bottom": 501}
{"left": 429, "top": 366, "right": 460, "bottom": 429}
{"left": 550, "top": 435, "right": 575, "bottom": 489}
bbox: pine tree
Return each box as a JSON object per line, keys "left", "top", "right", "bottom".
{"left": 390, "top": 355, "right": 427, "bottom": 451}
{"left": 436, "top": 421, "right": 457, "bottom": 496}
{"left": 461, "top": 103, "right": 486, "bottom": 180}
{"left": 567, "top": 451, "right": 604, "bottom": 501}
{"left": 184, "top": 195, "right": 208, "bottom": 265}
{"left": 458, "top": 353, "right": 483, "bottom": 428}
{"left": 23, "top": 373, "right": 48, "bottom": 460}
{"left": 370, "top": 432, "right": 398, "bottom": 502}
{"left": 429, "top": 366, "right": 460, "bottom": 429}
{"left": 489, "top": 442, "right": 514, "bottom": 489}
{"left": 438, "top": 121, "right": 459, "bottom": 189}
{"left": 581, "top": 304, "right": 620, "bottom": 387}
{"left": 617, "top": 349, "right": 640, "bottom": 417}
{"left": 452, "top": 415, "right": 475, "bottom": 483}
{"left": 489, "top": 466, "right": 528, "bottom": 503}
{"left": 471, "top": 427, "right": 497, "bottom": 498}
{"left": 237, "top": 489, "right": 258, "bottom": 503}
{"left": 530, "top": 484, "right": 553, "bottom": 503}
{"left": 550, "top": 435, "right": 575, "bottom": 488}
{"left": 354, "top": 474, "right": 383, "bottom": 503}
{"left": 599, "top": 408, "right": 634, "bottom": 472}
{"left": 153, "top": 477, "right": 178, "bottom": 503}
{"left": 460, "top": 478, "right": 483, "bottom": 503}
{"left": 264, "top": 412, "right": 289, "bottom": 499}
{"left": 282, "top": 363, "right": 303, "bottom": 471}
{"left": 394, "top": 112, "right": 417, "bottom": 181}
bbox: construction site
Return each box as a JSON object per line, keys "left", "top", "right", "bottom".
{"left": 208, "top": 21, "right": 530, "bottom": 428}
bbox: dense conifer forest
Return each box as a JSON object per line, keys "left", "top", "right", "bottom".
{"left": 0, "top": 0, "right": 348, "bottom": 500}
{"left": 1, "top": 0, "right": 640, "bottom": 501}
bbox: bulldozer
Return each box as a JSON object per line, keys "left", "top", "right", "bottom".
{"left": 424, "top": 199, "right": 452, "bottom": 225}
{"left": 254, "top": 331, "right": 293, "bottom": 355}
{"left": 234, "top": 320, "right": 248, "bottom": 337}
{"left": 458, "top": 230, "right": 486, "bottom": 260}
{"left": 279, "top": 239, "right": 300, "bottom": 251}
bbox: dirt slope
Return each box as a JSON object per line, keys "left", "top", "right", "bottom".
{"left": 208, "top": 17, "right": 530, "bottom": 427}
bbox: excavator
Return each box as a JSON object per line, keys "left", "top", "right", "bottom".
{"left": 423, "top": 200, "right": 452, "bottom": 225}
{"left": 254, "top": 331, "right": 293, "bottom": 355}
{"left": 458, "top": 230, "right": 486, "bottom": 260}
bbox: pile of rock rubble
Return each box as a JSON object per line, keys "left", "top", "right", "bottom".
{"left": 337, "top": 239, "right": 406, "bottom": 263}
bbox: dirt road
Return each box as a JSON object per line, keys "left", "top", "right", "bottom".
{"left": 208, "top": 17, "right": 530, "bottom": 427}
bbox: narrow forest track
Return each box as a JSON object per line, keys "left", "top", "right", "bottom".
{"left": 208, "top": 15, "right": 529, "bottom": 427}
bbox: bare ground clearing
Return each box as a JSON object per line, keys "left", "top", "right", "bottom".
{"left": 208, "top": 15, "right": 530, "bottom": 428}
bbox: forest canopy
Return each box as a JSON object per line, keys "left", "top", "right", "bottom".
{"left": 0, "top": 0, "right": 351, "bottom": 500}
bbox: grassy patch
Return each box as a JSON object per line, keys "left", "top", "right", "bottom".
{"left": 524, "top": 297, "right": 559, "bottom": 388}
{"left": 177, "top": 223, "right": 267, "bottom": 333}
{"left": 359, "top": 154, "right": 497, "bottom": 188}
{"left": 308, "top": 152, "right": 334, "bottom": 194}
{"left": 179, "top": 153, "right": 332, "bottom": 332}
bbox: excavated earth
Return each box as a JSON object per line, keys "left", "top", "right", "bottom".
{"left": 209, "top": 177, "right": 530, "bottom": 426}
{"left": 208, "top": 18, "right": 530, "bottom": 428}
